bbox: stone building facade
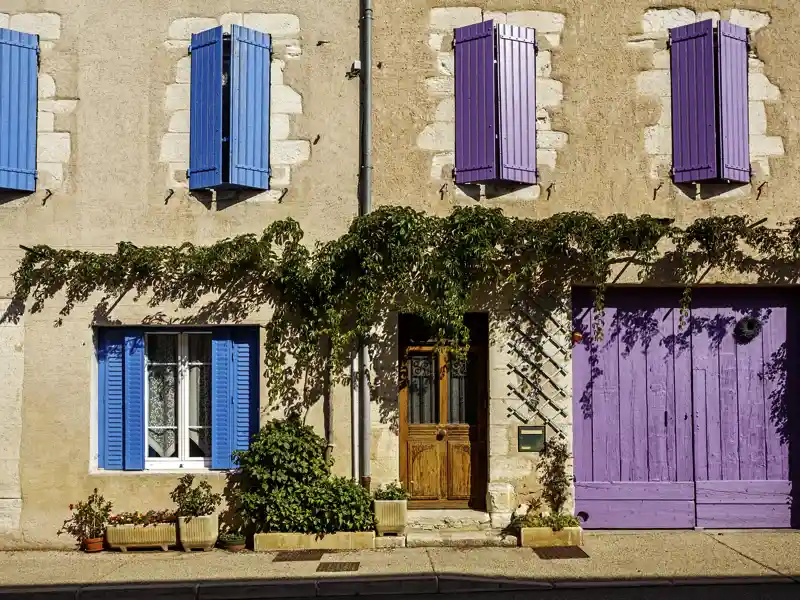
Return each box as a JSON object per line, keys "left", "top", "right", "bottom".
{"left": 1, "top": 1, "right": 799, "bottom": 546}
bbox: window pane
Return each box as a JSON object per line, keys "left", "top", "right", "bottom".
{"left": 147, "top": 334, "right": 177, "bottom": 363}
{"left": 189, "top": 428, "right": 211, "bottom": 458}
{"left": 188, "top": 333, "right": 211, "bottom": 364}
{"left": 148, "top": 428, "right": 178, "bottom": 458}
{"left": 409, "top": 353, "right": 438, "bottom": 424}
{"left": 188, "top": 360, "right": 211, "bottom": 458}
{"left": 448, "top": 355, "right": 467, "bottom": 424}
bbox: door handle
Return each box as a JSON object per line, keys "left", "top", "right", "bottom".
{"left": 436, "top": 429, "right": 447, "bottom": 440}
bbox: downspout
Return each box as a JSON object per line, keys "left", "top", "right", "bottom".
{"left": 351, "top": 354, "right": 360, "bottom": 480}
{"left": 358, "top": 0, "right": 373, "bottom": 489}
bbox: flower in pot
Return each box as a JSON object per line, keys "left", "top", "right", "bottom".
{"left": 218, "top": 529, "right": 246, "bottom": 552}
{"left": 373, "top": 481, "right": 409, "bottom": 537}
{"left": 57, "top": 488, "right": 112, "bottom": 552}
{"left": 106, "top": 509, "right": 177, "bottom": 552}
{"left": 170, "top": 474, "right": 222, "bottom": 552}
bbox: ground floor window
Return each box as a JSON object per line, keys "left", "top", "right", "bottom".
{"left": 96, "top": 327, "right": 259, "bottom": 472}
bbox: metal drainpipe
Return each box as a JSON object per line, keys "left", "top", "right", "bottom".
{"left": 358, "top": 0, "right": 373, "bottom": 489}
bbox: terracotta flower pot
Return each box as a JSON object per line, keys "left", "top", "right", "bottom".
{"left": 83, "top": 537, "right": 104, "bottom": 553}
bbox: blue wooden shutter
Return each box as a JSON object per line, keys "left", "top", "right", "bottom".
{"left": 99, "top": 330, "right": 125, "bottom": 470}
{"left": 717, "top": 21, "right": 750, "bottom": 183}
{"left": 229, "top": 25, "right": 271, "bottom": 190}
{"left": 211, "top": 330, "right": 233, "bottom": 469}
{"left": 232, "top": 328, "right": 259, "bottom": 456}
{"left": 123, "top": 333, "right": 145, "bottom": 471}
{"left": 670, "top": 20, "right": 718, "bottom": 183}
{"left": 496, "top": 24, "right": 537, "bottom": 184}
{"left": 454, "top": 21, "right": 497, "bottom": 184}
{"left": 189, "top": 27, "right": 223, "bottom": 191}
{"left": 0, "top": 28, "right": 39, "bottom": 192}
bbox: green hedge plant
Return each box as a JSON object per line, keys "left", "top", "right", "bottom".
{"left": 373, "top": 481, "right": 410, "bottom": 500}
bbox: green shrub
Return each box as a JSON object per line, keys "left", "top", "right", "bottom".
{"left": 373, "top": 481, "right": 410, "bottom": 500}
{"left": 170, "top": 474, "right": 222, "bottom": 517}
{"left": 538, "top": 439, "right": 571, "bottom": 514}
{"left": 233, "top": 416, "right": 375, "bottom": 534}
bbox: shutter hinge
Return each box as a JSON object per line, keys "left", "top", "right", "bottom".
{"left": 666, "top": 37, "right": 671, "bottom": 50}
{"left": 451, "top": 38, "right": 456, "bottom": 50}
{"left": 534, "top": 40, "right": 539, "bottom": 54}
{"left": 451, "top": 167, "right": 457, "bottom": 180}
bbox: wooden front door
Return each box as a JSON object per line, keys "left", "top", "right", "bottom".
{"left": 399, "top": 346, "right": 487, "bottom": 509}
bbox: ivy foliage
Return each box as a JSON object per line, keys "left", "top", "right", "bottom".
{"left": 9, "top": 206, "right": 800, "bottom": 409}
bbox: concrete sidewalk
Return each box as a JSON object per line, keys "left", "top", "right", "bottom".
{"left": 1, "top": 531, "right": 799, "bottom": 593}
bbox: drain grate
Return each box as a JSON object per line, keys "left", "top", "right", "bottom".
{"left": 273, "top": 549, "right": 327, "bottom": 562}
{"left": 534, "top": 546, "right": 589, "bottom": 560}
{"left": 316, "top": 562, "right": 360, "bottom": 573}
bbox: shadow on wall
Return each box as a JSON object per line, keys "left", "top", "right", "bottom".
{"left": 573, "top": 286, "right": 800, "bottom": 528}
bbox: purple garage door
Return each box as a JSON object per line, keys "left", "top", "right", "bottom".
{"left": 572, "top": 288, "right": 794, "bottom": 529}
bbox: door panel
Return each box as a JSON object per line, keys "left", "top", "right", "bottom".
{"left": 446, "top": 433, "right": 472, "bottom": 499}
{"left": 407, "top": 438, "right": 443, "bottom": 500}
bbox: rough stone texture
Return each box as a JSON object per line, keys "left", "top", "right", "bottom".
{"left": 9, "top": 13, "right": 61, "bottom": 39}
{"left": 243, "top": 14, "right": 300, "bottom": 38}
{"left": 729, "top": 9, "right": 771, "bottom": 31}
{"left": 0, "top": 308, "right": 23, "bottom": 538}
{"left": 537, "top": 79, "right": 564, "bottom": 107}
{"left": 271, "top": 85, "right": 303, "bottom": 114}
{"left": 271, "top": 140, "right": 311, "bottom": 165}
{"left": 375, "top": 535, "right": 406, "bottom": 548}
{"left": 37, "top": 162, "right": 64, "bottom": 188}
{"left": 37, "top": 133, "right": 70, "bottom": 163}
{"left": 636, "top": 71, "right": 670, "bottom": 97}
{"left": 505, "top": 11, "right": 566, "bottom": 33}
{"left": 486, "top": 482, "right": 516, "bottom": 514}
{"left": 407, "top": 529, "right": 517, "bottom": 548}
{"left": 254, "top": 531, "right": 375, "bottom": 551}
{"left": 37, "top": 111, "right": 55, "bottom": 132}
{"left": 408, "top": 509, "right": 491, "bottom": 531}
{"left": 429, "top": 7, "right": 483, "bottom": 31}
{"left": 37, "top": 75, "right": 55, "bottom": 99}
{"left": 168, "top": 17, "right": 219, "bottom": 41}
{"left": 38, "top": 99, "right": 77, "bottom": 114}
{"left": 642, "top": 8, "right": 695, "bottom": 33}
{"left": 417, "top": 123, "right": 454, "bottom": 151}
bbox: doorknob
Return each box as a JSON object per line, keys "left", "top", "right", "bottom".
{"left": 436, "top": 429, "right": 446, "bottom": 440}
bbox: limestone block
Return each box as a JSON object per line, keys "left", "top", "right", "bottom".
{"left": 0, "top": 14, "right": 8, "bottom": 29}
{"left": 37, "top": 111, "right": 54, "bottom": 132}
{"left": 486, "top": 482, "right": 516, "bottom": 513}
{"left": 436, "top": 52, "right": 454, "bottom": 76}
{"left": 648, "top": 154, "right": 671, "bottom": 181}
{"left": 428, "top": 33, "right": 444, "bottom": 52}
{"left": 749, "top": 58, "right": 765, "bottom": 74}
{"left": 271, "top": 85, "right": 302, "bottom": 114}
{"left": 175, "top": 57, "right": 191, "bottom": 84}
{"left": 244, "top": 190, "right": 286, "bottom": 203}
{"left": 489, "top": 425, "right": 511, "bottom": 456}
{"left": 543, "top": 34, "right": 561, "bottom": 48}
{"left": 37, "top": 162, "right": 63, "bottom": 188}
{"left": 653, "top": 49, "right": 670, "bottom": 70}
{"left": 10, "top": 13, "right": 61, "bottom": 40}
{"left": 642, "top": 9, "right": 695, "bottom": 33}
{"left": 0, "top": 499, "right": 21, "bottom": 535}
{"left": 168, "top": 18, "right": 219, "bottom": 41}
{"left": 484, "top": 12, "right": 507, "bottom": 24}
{"left": 697, "top": 11, "right": 720, "bottom": 24}
{"left": 37, "top": 75, "right": 55, "bottom": 99}
{"left": 536, "top": 108, "right": 551, "bottom": 131}
{"left": 538, "top": 149, "right": 557, "bottom": 170}
{"left": 243, "top": 14, "right": 300, "bottom": 38}
{"left": 168, "top": 110, "right": 190, "bottom": 133}
{"left": 637, "top": 70, "right": 670, "bottom": 97}
{"left": 425, "top": 76, "right": 454, "bottom": 97}
{"left": 37, "top": 132, "right": 70, "bottom": 162}
{"left": 429, "top": 152, "right": 454, "bottom": 180}
{"left": 749, "top": 135, "right": 784, "bottom": 157}
{"left": 749, "top": 102, "right": 767, "bottom": 135}
{"left": 163, "top": 40, "right": 189, "bottom": 51}
{"left": 159, "top": 133, "right": 189, "bottom": 162}
{"left": 657, "top": 97, "right": 671, "bottom": 127}
{"left": 170, "top": 164, "right": 187, "bottom": 184}
{"left": 627, "top": 40, "right": 656, "bottom": 51}
{"left": 491, "top": 456, "right": 536, "bottom": 482}
{"left": 270, "top": 140, "right": 310, "bottom": 165}
{"left": 417, "top": 123, "right": 454, "bottom": 152}
{"left": 37, "top": 99, "right": 77, "bottom": 114}
{"left": 749, "top": 73, "right": 780, "bottom": 102}
{"left": 430, "top": 8, "right": 483, "bottom": 31}
{"left": 729, "top": 9, "right": 770, "bottom": 31}
{"left": 488, "top": 184, "right": 540, "bottom": 201}
{"left": 645, "top": 126, "right": 671, "bottom": 156}
{"left": 220, "top": 12, "right": 243, "bottom": 33}
{"left": 751, "top": 156, "right": 770, "bottom": 178}
{"left": 537, "top": 51, "right": 552, "bottom": 77}
{"left": 0, "top": 461, "right": 20, "bottom": 499}
{"left": 165, "top": 84, "right": 191, "bottom": 111}
{"left": 255, "top": 532, "right": 375, "bottom": 551}
{"left": 270, "top": 166, "right": 291, "bottom": 187}
{"left": 536, "top": 79, "right": 563, "bottom": 107}
{"left": 271, "top": 59, "right": 285, "bottom": 86}
{"left": 434, "top": 98, "right": 454, "bottom": 122}
{"left": 270, "top": 114, "right": 291, "bottom": 140}
{"left": 491, "top": 512, "right": 513, "bottom": 529}
{"left": 537, "top": 131, "right": 568, "bottom": 150}
{"left": 506, "top": 11, "right": 566, "bottom": 33}
{"left": 272, "top": 39, "right": 302, "bottom": 59}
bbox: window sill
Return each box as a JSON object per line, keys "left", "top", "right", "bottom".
{"left": 90, "top": 468, "right": 230, "bottom": 475}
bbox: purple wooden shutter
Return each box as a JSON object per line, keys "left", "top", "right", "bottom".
{"left": 454, "top": 21, "right": 497, "bottom": 184}
{"left": 496, "top": 24, "right": 537, "bottom": 184}
{"left": 717, "top": 21, "right": 750, "bottom": 183}
{"left": 670, "top": 20, "right": 717, "bottom": 183}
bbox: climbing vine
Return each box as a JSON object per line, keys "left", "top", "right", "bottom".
{"left": 9, "top": 207, "right": 800, "bottom": 409}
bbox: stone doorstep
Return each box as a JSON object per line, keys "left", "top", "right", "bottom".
{"left": 407, "top": 509, "right": 492, "bottom": 531}
{"left": 253, "top": 531, "right": 376, "bottom": 551}
{"left": 406, "top": 528, "right": 518, "bottom": 548}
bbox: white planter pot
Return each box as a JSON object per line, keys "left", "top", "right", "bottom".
{"left": 519, "top": 526, "right": 583, "bottom": 548}
{"left": 374, "top": 499, "right": 407, "bottom": 536}
{"left": 177, "top": 514, "right": 218, "bottom": 552}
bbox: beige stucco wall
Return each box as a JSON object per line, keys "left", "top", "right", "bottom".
{"left": 2, "top": 0, "right": 800, "bottom": 546}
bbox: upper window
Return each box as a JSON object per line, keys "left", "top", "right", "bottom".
{"left": 97, "top": 327, "right": 259, "bottom": 472}
{"left": 188, "top": 25, "right": 272, "bottom": 192}
{"left": 453, "top": 21, "right": 538, "bottom": 186}
{"left": 0, "top": 27, "right": 39, "bottom": 193}
{"left": 669, "top": 20, "right": 750, "bottom": 184}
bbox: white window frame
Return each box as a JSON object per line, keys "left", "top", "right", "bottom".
{"left": 144, "top": 331, "right": 212, "bottom": 471}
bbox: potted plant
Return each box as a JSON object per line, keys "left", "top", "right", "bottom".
{"left": 510, "top": 440, "right": 583, "bottom": 548}
{"left": 106, "top": 509, "right": 177, "bottom": 552}
{"left": 373, "top": 481, "right": 409, "bottom": 537}
{"left": 171, "top": 474, "right": 222, "bottom": 552}
{"left": 218, "top": 529, "right": 246, "bottom": 552}
{"left": 57, "top": 489, "right": 112, "bottom": 552}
